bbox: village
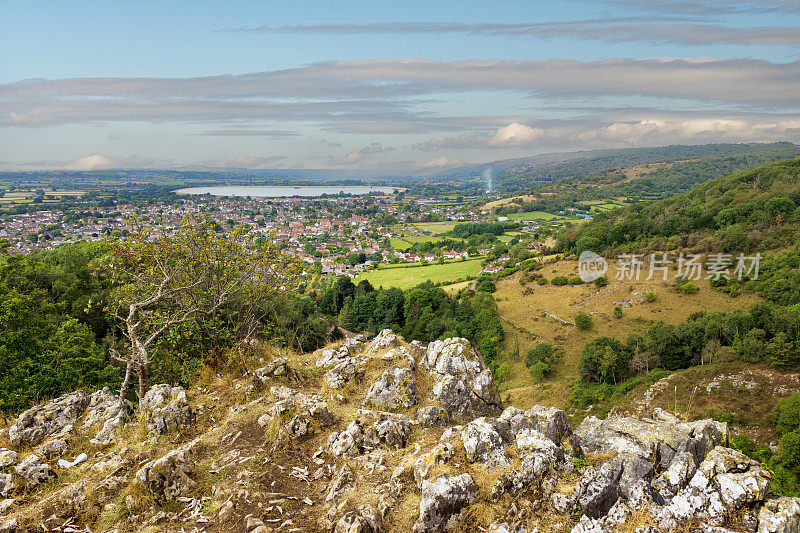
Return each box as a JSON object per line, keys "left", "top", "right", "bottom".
{"left": 0, "top": 191, "right": 567, "bottom": 279}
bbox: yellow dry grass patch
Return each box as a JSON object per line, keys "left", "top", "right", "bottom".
{"left": 492, "top": 259, "right": 761, "bottom": 411}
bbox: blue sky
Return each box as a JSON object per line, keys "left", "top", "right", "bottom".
{"left": 1, "top": 0, "right": 799, "bottom": 172}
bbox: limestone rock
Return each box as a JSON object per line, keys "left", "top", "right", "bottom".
{"left": 573, "top": 461, "right": 622, "bottom": 519}
{"left": 82, "top": 387, "right": 134, "bottom": 446}
{"left": 335, "top": 504, "right": 380, "bottom": 533}
{"left": 33, "top": 437, "right": 69, "bottom": 461}
{"left": 0, "top": 474, "right": 12, "bottom": 499}
{"left": 414, "top": 443, "right": 455, "bottom": 488}
{"left": 461, "top": 417, "right": 511, "bottom": 471}
{"left": 135, "top": 438, "right": 200, "bottom": 500}
{"left": 255, "top": 357, "right": 291, "bottom": 380}
{"left": 0, "top": 450, "right": 17, "bottom": 469}
{"left": 416, "top": 406, "right": 450, "bottom": 428}
{"left": 413, "top": 474, "right": 478, "bottom": 533}
{"left": 365, "top": 366, "right": 418, "bottom": 410}
{"left": 324, "top": 357, "right": 364, "bottom": 389}
{"left": 758, "top": 497, "right": 800, "bottom": 533}
{"left": 8, "top": 390, "right": 88, "bottom": 446}
{"left": 14, "top": 454, "right": 56, "bottom": 489}
{"left": 327, "top": 410, "right": 410, "bottom": 457}
{"left": 0, "top": 499, "right": 13, "bottom": 516}
{"left": 366, "top": 329, "right": 400, "bottom": 354}
{"left": 141, "top": 384, "right": 195, "bottom": 437}
{"left": 317, "top": 337, "right": 365, "bottom": 367}
{"left": 492, "top": 447, "right": 557, "bottom": 499}
{"left": 421, "top": 338, "right": 503, "bottom": 419}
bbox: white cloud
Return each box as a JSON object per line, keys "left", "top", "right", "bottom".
{"left": 65, "top": 154, "right": 174, "bottom": 170}
{"left": 489, "top": 123, "right": 546, "bottom": 147}
{"left": 418, "top": 156, "right": 464, "bottom": 169}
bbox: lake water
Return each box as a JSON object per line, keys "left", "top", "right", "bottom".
{"left": 175, "top": 185, "right": 397, "bottom": 197}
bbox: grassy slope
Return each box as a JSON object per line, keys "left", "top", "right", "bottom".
{"left": 492, "top": 260, "right": 761, "bottom": 414}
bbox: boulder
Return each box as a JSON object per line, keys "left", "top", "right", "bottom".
{"left": 758, "top": 497, "right": 800, "bottom": 533}
{"left": 8, "top": 390, "right": 89, "bottom": 446}
{"left": 267, "top": 386, "right": 335, "bottom": 436}
{"left": 574, "top": 461, "right": 623, "bottom": 519}
{"left": 417, "top": 406, "right": 450, "bottom": 428}
{"left": 34, "top": 437, "right": 69, "bottom": 461}
{"left": 365, "top": 366, "right": 418, "bottom": 410}
{"left": 414, "top": 443, "right": 455, "bottom": 488}
{"left": 654, "top": 447, "right": 770, "bottom": 529}
{"left": 421, "top": 338, "right": 503, "bottom": 419}
{"left": 651, "top": 451, "right": 697, "bottom": 502}
{"left": 492, "top": 446, "right": 558, "bottom": 499}
{"left": 460, "top": 417, "right": 511, "bottom": 471}
{"left": 135, "top": 438, "right": 200, "bottom": 500}
{"left": 318, "top": 337, "right": 365, "bottom": 367}
{"left": 413, "top": 474, "right": 478, "bottom": 533}
{"left": 324, "top": 357, "right": 364, "bottom": 389}
{"left": 0, "top": 474, "right": 12, "bottom": 499}
{"left": 254, "top": 357, "right": 291, "bottom": 380}
{"left": 366, "top": 329, "right": 400, "bottom": 354}
{"left": 327, "top": 410, "right": 410, "bottom": 457}
{"left": 141, "top": 384, "right": 194, "bottom": 437}
{"left": 0, "top": 450, "right": 17, "bottom": 469}
{"left": 335, "top": 504, "right": 381, "bottom": 533}
{"left": 576, "top": 412, "right": 726, "bottom": 470}
{"left": 82, "top": 387, "right": 134, "bottom": 446}
{"left": 14, "top": 454, "right": 56, "bottom": 489}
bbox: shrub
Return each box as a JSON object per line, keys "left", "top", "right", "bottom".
{"left": 613, "top": 306, "right": 623, "bottom": 318}
{"left": 645, "top": 292, "right": 657, "bottom": 302}
{"left": 774, "top": 392, "right": 800, "bottom": 436}
{"left": 536, "top": 277, "right": 548, "bottom": 285}
{"left": 568, "top": 276, "right": 584, "bottom": 285}
{"left": 575, "top": 313, "right": 592, "bottom": 330}
{"left": 594, "top": 275, "right": 609, "bottom": 288}
{"left": 552, "top": 276, "right": 569, "bottom": 286}
{"left": 529, "top": 360, "right": 550, "bottom": 382}
{"left": 679, "top": 281, "right": 699, "bottom": 294}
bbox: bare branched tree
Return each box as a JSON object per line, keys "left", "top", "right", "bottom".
{"left": 97, "top": 215, "right": 303, "bottom": 400}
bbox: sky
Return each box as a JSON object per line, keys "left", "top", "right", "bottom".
{"left": 1, "top": 0, "right": 799, "bottom": 173}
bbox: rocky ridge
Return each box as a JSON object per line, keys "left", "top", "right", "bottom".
{"left": 0, "top": 330, "right": 796, "bottom": 532}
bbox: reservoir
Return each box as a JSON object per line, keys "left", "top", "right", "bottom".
{"left": 175, "top": 185, "right": 397, "bottom": 197}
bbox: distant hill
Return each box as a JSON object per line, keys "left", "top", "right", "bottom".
{"left": 562, "top": 155, "right": 800, "bottom": 255}
{"left": 432, "top": 142, "right": 800, "bottom": 194}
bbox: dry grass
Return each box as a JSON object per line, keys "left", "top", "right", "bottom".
{"left": 493, "top": 259, "right": 761, "bottom": 411}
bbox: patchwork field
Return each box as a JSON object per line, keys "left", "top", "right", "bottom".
{"left": 410, "top": 222, "right": 457, "bottom": 234}
{"left": 357, "top": 258, "right": 484, "bottom": 289}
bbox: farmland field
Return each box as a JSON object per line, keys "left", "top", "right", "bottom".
{"left": 411, "top": 222, "right": 457, "bottom": 234}
{"left": 356, "top": 259, "right": 484, "bottom": 290}
{"left": 502, "top": 211, "right": 579, "bottom": 221}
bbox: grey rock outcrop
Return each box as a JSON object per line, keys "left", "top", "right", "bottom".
{"left": 365, "top": 366, "right": 418, "bottom": 410}
{"left": 413, "top": 474, "right": 478, "bottom": 533}
{"left": 324, "top": 357, "right": 364, "bottom": 389}
{"left": 335, "top": 504, "right": 380, "bottom": 533}
{"left": 414, "top": 443, "right": 455, "bottom": 488}
{"left": 327, "top": 409, "right": 411, "bottom": 457}
{"left": 14, "top": 455, "right": 55, "bottom": 489}
{"left": 8, "top": 390, "right": 89, "bottom": 447}
{"left": 461, "top": 417, "right": 511, "bottom": 471}
{"left": 141, "top": 384, "right": 195, "bottom": 437}
{"left": 254, "top": 357, "right": 291, "bottom": 380}
{"left": 0, "top": 451, "right": 17, "bottom": 469}
{"left": 417, "top": 406, "right": 450, "bottom": 428}
{"left": 135, "top": 438, "right": 200, "bottom": 500}
{"left": 758, "top": 497, "right": 800, "bottom": 533}
{"left": 0, "top": 474, "right": 12, "bottom": 499}
{"left": 82, "top": 387, "right": 134, "bottom": 446}
{"left": 420, "top": 338, "right": 503, "bottom": 419}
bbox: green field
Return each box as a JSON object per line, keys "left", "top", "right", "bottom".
{"left": 357, "top": 259, "right": 484, "bottom": 290}
{"left": 501, "top": 211, "right": 578, "bottom": 221}
{"left": 411, "top": 222, "right": 457, "bottom": 234}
